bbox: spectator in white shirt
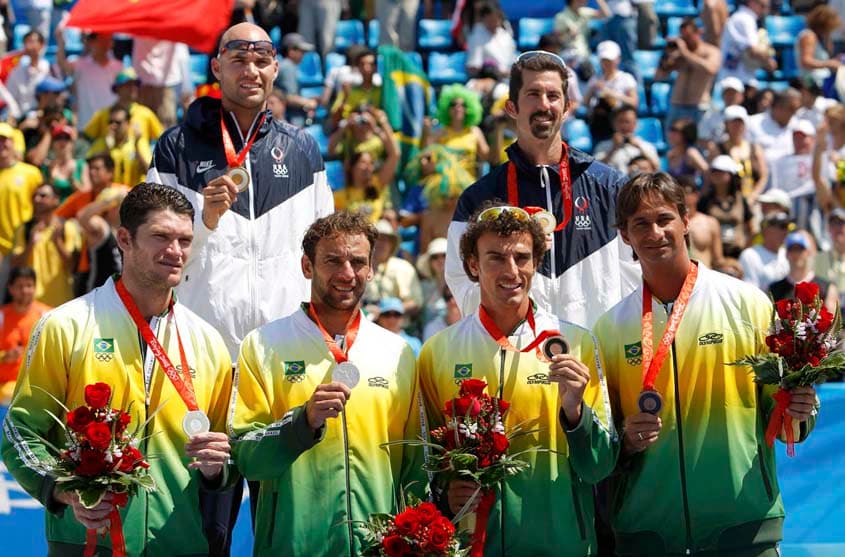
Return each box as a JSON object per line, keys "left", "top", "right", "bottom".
{"left": 131, "top": 38, "right": 192, "bottom": 128}
{"left": 792, "top": 77, "right": 839, "bottom": 127}
{"left": 770, "top": 119, "right": 822, "bottom": 237}
{"left": 593, "top": 103, "right": 660, "bottom": 173}
{"left": 5, "top": 30, "right": 50, "bottom": 115}
{"left": 812, "top": 104, "right": 845, "bottom": 215}
{"left": 698, "top": 77, "right": 745, "bottom": 147}
{"left": 465, "top": 2, "right": 516, "bottom": 78}
{"left": 605, "top": 0, "right": 638, "bottom": 79}
{"left": 747, "top": 87, "right": 802, "bottom": 164}
{"left": 55, "top": 20, "right": 122, "bottom": 130}
{"left": 739, "top": 210, "right": 791, "bottom": 289}
{"left": 720, "top": 0, "right": 777, "bottom": 83}
{"left": 319, "top": 44, "right": 383, "bottom": 109}
{"left": 586, "top": 40, "right": 639, "bottom": 142}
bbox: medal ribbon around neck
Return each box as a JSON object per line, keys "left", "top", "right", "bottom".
{"left": 307, "top": 303, "right": 361, "bottom": 364}
{"left": 115, "top": 278, "right": 198, "bottom": 411}
{"left": 478, "top": 303, "right": 560, "bottom": 359}
{"left": 506, "top": 142, "right": 572, "bottom": 231}
{"left": 640, "top": 263, "right": 698, "bottom": 392}
{"left": 220, "top": 111, "right": 266, "bottom": 169}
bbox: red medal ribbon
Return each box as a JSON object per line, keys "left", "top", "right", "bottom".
{"left": 765, "top": 388, "right": 795, "bottom": 456}
{"left": 506, "top": 142, "right": 571, "bottom": 231}
{"left": 641, "top": 263, "right": 698, "bottom": 392}
{"left": 478, "top": 303, "right": 560, "bottom": 358}
{"left": 115, "top": 278, "right": 198, "bottom": 412}
{"left": 220, "top": 111, "right": 266, "bottom": 169}
{"left": 307, "top": 303, "right": 361, "bottom": 365}
{"left": 84, "top": 493, "right": 128, "bottom": 557}
{"left": 468, "top": 490, "right": 497, "bottom": 557}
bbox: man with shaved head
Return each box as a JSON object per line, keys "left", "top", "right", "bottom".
{"left": 147, "top": 22, "right": 333, "bottom": 556}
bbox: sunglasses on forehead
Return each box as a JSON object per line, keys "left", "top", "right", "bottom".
{"left": 477, "top": 206, "right": 531, "bottom": 223}
{"left": 516, "top": 50, "right": 567, "bottom": 69}
{"left": 218, "top": 39, "right": 276, "bottom": 58}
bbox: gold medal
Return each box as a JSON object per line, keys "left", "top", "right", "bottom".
{"left": 227, "top": 167, "right": 250, "bottom": 192}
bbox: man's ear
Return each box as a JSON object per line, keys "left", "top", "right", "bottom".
{"left": 115, "top": 227, "right": 132, "bottom": 252}
{"left": 504, "top": 98, "right": 518, "bottom": 120}
{"left": 301, "top": 254, "right": 313, "bottom": 280}
{"left": 467, "top": 255, "right": 480, "bottom": 280}
{"left": 210, "top": 56, "right": 222, "bottom": 82}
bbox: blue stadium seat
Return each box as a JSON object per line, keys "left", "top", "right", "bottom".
{"left": 270, "top": 26, "right": 282, "bottom": 47}
{"left": 588, "top": 19, "right": 606, "bottom": 50}
{"left": 299, "top": 86, "right": 323, "bottom": 99}
{"left": 774, "top": 47, "right": 799, "bottom": 80}
{"left": 325, "top": 159, "right": 345, "bottom": 191}
{"left": 650, "top": 82, "right": 671, "bottom": 116}
{"left": 368, "top": 19, "right": 380, "bottom": 49}
{"left": 189, "top": 54, "right": 209, "bottom": 86}
{"left": 62, "top": 27, "right": 84, "bottom": 55}
{"left": 334, "top": 19, "right": 366, "bottom": 52}
{"left": 517, "top": 17, "right": 554, "bottom": 50}
{"left": 427, "top": 51, "right": 467, "bottom": 86}
{"left": 325, "top": 52, "right": 346, "bottom": 75}
{"left": 13, "top": 24, "right": 30, "bottom": 50}
{"left": 758, "top": 80, "right": 790, "bottom": 92}
{"left": 635, "top": 117, "right": 667, "bottom": 153}
{"left": 563, "top": 118, "right": 593, "bottom": 153}
{"left": 765, "top": 15, "right": 805, "bottom": 49}
{"left": 655, "top": 0, "right": 697, "bottom": 19}
{"left": 418, "top": 19, "right": 454, "bottom": 51}
{"left": 634, "top": 50, "right": 664, "bottom": 82}
{"left": 637, "top": 83, "right": 649, "bottom": 115}
{"left": 304, "top": 124, "right": 330, "bottom": 157}
{"left": 297, "top": 51, "right": 324, "bottom": 88}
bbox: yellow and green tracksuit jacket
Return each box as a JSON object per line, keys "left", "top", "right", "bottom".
{"left": 231, "top": 305, "right": 426, "bottom": 556}
{"left": 418, "top": 304, "right": 618, "bottom": 556}
{"left": 594, "top": 264, "right": 816, "bottom": 556}
{"left": 1, "top": 277, "right": 233, "bottom": 556}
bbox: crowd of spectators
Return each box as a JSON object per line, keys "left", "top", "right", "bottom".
{"left": 1, "top": 0, "right": 845, "bottom": 399}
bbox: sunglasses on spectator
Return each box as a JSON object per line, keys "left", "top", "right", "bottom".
{"left": 449, "top": 100, "right": 466, "bottom": 108}
{"left": 218, "top": 39, "right": 276, "bottom": 59}
{"left": 109, "top": 119, "right": 127, "bottom": 125}
{"left": 380, "top": 311, "right": 403, "bottom": 318}
{"left": 477, "top": 206, "right": 530, "bottom": 223}
{"left": 516, "top": 50, "right": 567, "bottom": 69}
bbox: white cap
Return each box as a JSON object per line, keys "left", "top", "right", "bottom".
{"left": 792, "top": 119, "right": 816, "bottom": 136}
{"left": 718, "top": 77, "right": 745, "bottom": 93}
{"left": 416, "top": 237, "right": 448, "bottom": 278}
{"left": 757, "top": 189, "right": 792, "bottom": 212}
{"left": 710, "top": 155, "right": 740, "bottom": 174}
{"left": 597, "top": 41, "right": 621, "bottom": 61}
{"left": 723, "top": 105, "right": 749, "bottom": 125}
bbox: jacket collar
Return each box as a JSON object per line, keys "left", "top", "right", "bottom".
{"left": 184, "top": 96, "right": 273, "bottom": 141}
{"left": 505, "top": 140, "right": 594, "bottom": 179}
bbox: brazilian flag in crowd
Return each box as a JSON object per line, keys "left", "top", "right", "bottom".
{"left": 378, "top": 45, "right": 433, "bottom": 179}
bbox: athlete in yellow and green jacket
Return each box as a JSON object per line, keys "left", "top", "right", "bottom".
{"left": 1, "top": 276, "right": 233, "bottom": 556}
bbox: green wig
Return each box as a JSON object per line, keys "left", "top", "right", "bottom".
{"left": 437, "top": 85, "right": 484, "bottom": 128}
{"left": 404, "top": 145, "right": 474, "bottom": 209}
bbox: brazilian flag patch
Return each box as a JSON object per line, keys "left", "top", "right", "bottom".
{"left": 625, "top": 342, "right": 643, "bottom": 365}
{"left": 284, "top": 361, "right": 306, "bottom": 383}
{"left": 454, "top": 363, "right": 472, "bottom": 379}
{"left": 94, "top": 338, "right": 114, "bottom": 362}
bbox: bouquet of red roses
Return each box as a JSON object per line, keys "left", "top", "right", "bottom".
{"left": 359, "top": 494, "right": 469, "bottom": 557}
{"left": 734, "top": 281, "right": 843, "bottom": 455}
{"left": 424, "top": 379, "right": 534, "bottom": 557}
{"left": 23, "top": 382, "right": 157, "bottom": 556}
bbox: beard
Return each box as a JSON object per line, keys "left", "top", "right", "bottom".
{"left": 529, "top": 110, "right": 559, "bottom": 139}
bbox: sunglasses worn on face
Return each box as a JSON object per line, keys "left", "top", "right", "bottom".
{"left": 476, "top": 206, "right": 531, "bottom": 223}
{"left": 219, "top": 39, "right": 276, "bottom": 59}
{"left": 109, "top": 119, "right": 127, "bottom": 125}
{"left": 516, "top": 50, "right": 567, "bottom": 69}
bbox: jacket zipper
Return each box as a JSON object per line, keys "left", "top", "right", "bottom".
{"left": 497, "top": 348, "right": 507, "bottom": 556}
{"left": 540, "top": 166, "right": 557, "bottom": 309}
{"left": 139, "top": 317, "right": 160, "bottom": 557}
{"left": 671, "top": 339, "right": 693, "bottom": 555}
{"left": 231, "top": 112, "right": 259, "bottom": 329}
{"left": 342, "top": 411, "right": 354, "bottom": 556}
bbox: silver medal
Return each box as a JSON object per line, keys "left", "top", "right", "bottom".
{"left": 333, "top": 361, "right": 360, "bottom": 389}
{"left": 182, "top": 410, "right": 211, "bottom": 436}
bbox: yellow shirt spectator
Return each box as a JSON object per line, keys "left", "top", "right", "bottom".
{"left": 12, "top": 218, "right": 81, "bottom": 307}
{"left": 331, "top": 85, "right": 383, "bottom": 121}
{"left": 84, "top": 102, "right": 164, "bottom": 144}
{"left": 87, "top": 134, "right": 152, "bottom": 189}
{"left": 0, "top": 161, "right": 43, "bottom": 255}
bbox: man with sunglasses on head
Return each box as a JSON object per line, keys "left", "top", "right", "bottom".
{"left": 445, "top": 51, "right": 638, "bottom": 330}
{"left": 421, "top": 201, "right": 617, "bottom": 556}
{"left": 146, "top": 22, "right": 333, "bottom": 556}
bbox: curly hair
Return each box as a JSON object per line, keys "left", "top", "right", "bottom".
{"left": 301, "top": 210, "right": 379, "bottom": 263}
{"left": 437, "top": 85, "right": 484, "bottom": 128}
{"left": 459, "top": 201, "right": 547, "bottom": 282}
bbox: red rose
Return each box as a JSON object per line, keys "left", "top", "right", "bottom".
{"left": 459, "top": 378, "right": 487, "bottom": 398}
{"left": 66, "top": 406, "right": 93, "bottom": 432}
{"left": 414, "top": 501, "right": 440, "bottom": 523}
{"left": 795, "top": 281, "right": 820, "bottom": 305}
{"left": 491, "top": 432, "right": 509, "bottom": 455}
{"left": 445, "top": 396, "right": 481, "bottom": 418}
{"left": 817, "top": 307, "right": 834, "bottom": 333}
{"left": 382, "top": 534, "right": 411, "bottom": 557}
{"left": 85, "top": 422, "right": 113, "bottom": 450}
{"left": 496, "top": 399, "right": 510, "bottom": 415}
{"left": 75, "top": 448, "right": 108, "bottom": 476}
{"left": 84, "top": 383, "right": 112, "bottom": 409}
{"left": 775, "top": 299, "right": 796, "bottom": 320}
{"left": 115, "top": 412, "right": 132, "bottom": 433}
{"left": 394, "top": 509, "right": 422, "bottom": 537}
{"left": 423, "top": 516, "right": 455, "bottom": 552}
{"left": 118, "top": 446, "right": 145, "bottom": 472}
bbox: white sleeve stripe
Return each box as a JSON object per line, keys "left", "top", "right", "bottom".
{"left": 2, "top": 415, "right": 47, "bottom": 476}
{"left": 226, "top": 362, "right": 239, "bottom": 439}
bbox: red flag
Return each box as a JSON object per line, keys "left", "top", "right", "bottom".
{"left": 0, "top": 51, "right": 23, "bottom": 83}
{"left": 67, "top": 0, "right": 234, "bottom": 54}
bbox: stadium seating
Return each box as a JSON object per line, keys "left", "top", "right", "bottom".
{"left": 637, "top": 83, "right": 649, "bottom": 115}
{"left": 304, "top": 124, "right": 330, "bottom": 157}
{"left": 765, "top": 15, "right": 805, "bottom": 49}
{"left": 12, "top": 24, "right": 30, "bottom": 50}
{"left": 655, "top": 0, "right": 697, "bottom": 19}
{"left": 427, "top": 51, "right": 467, "bottom": 86}
{"left": 634, "top": 50, "right": 664, "bottom": 82}
{"left": 564, "top": 118, "right": 593, "bottom": 152}
{"left": 368, "top": 19, "right": 380, "bottom": 49}
{"left": 62, "top": 26, "right": 84, "bottom": 55}
{"left": 189, "top": 54, "right": 209, "bottom": 87}
{"left": 776, "top": 47, "right": 799, "bottom": 80}
{"left": 325, "top": 52, "right": 346, "bottom": 75}
{"left": 649, "top": 82, "right": 672, "bottom": 117}
{"left": 517, "top": 17, "right": 554, "bottom": 50}
{"left": 334, "top": 19, "right": 366, "bottom": 52}
{"left": 270, "top": 26, "right": 281, "bottom": 47}
{"left": 325, "top": 159, "right": 345, "bottom": 191}
{"left": 298, "top": 51, "right": 324, "bottom": 88}
{"left": 635, "top": 117, "right": 667, "bottom": 153}
{"left": 418, "top": 19, "right": 454, "bottom": 51}
{"left": 299, "top": 86, "right": 323, "bottom": 100}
